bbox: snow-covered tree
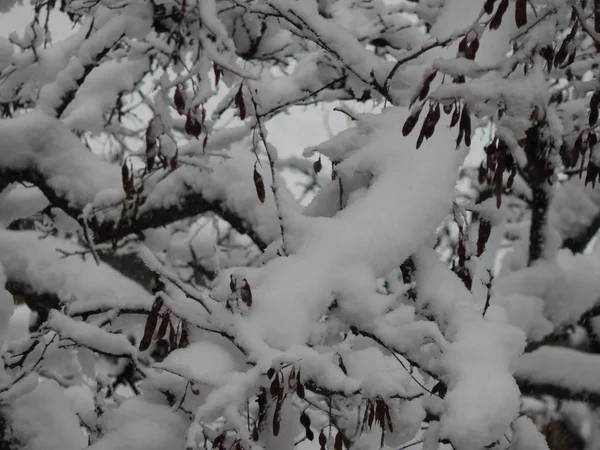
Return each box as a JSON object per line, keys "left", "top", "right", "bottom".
{"left": 2, "top": 0, "right": 600, "bottom": 449}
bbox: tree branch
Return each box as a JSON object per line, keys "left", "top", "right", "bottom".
{"left": 1, "top": 167, "right": 268, "bottom": 250}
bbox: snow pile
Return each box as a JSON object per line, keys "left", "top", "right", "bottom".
{"left": 416, "top": 247, "right": 526, "bottom": 450}
{"left": 494, "top": 250, "right": 600, "bottom": 327}
{"left": 6, "top": 380, "right": 87, "bottom": 450}
{"left": 89, "top": 396, "right": 190, "bottom": 450}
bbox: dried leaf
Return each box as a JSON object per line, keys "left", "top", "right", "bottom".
{"left": 253, "top": 164, "right": 266, "bottom": 204}
{"left": 213, "top": 64, "right": 222, "bottom": 87}
{"left": 185, "top": 113, "right": 202, "bottom": 139}
{"left": 270, "top": 374, "right": 281, "bottom": 397}
{"left": 174, "top": 86, "right": 185, "bottom": 115}
{"left": 489, "top": 0, "right": 509, "bottom": 30}
{"left": 300, "top": 411, "right": 311, "bottom": 428}
{"left": 515, "top": 0, "right": 527, "bottom": 27}
{"left": 334, "top": 431, "right": 343, "bottom": 450}
{"left": 460, "top": 106, "right": 472, "bottom": 147}
{"left": 168, "top": 319, "right": 176, "bottom": 346}
{"left": 417, "top": 70, "right": 437, "bottom": 101}
{"left": 477, "top": 219, "right": 492, "bottom": 257}
{"left": 296, "top": 381, "right": 305, "bottom": 399}
{"left": 156, "top": 313, "right": 170, "bottom": 341}
{"left": 273, "top": 396, "right": 283, "bottom": 436}
{"left": 139, "top": 310, "right": 158, "bottom": 351}
{"left": 240, "top": 279, "right": 252, "bottom": 307}
{"left": 121, "top": 162, "right": 134, "bottom": 196}
{"left": 169, "top": 149, "right": 178, "bottom": 169}
{"left": 484, "top": 0, "right": 497, "bottom": 14}
{"left": 432, "top": 381, "right": 447, "bottom": 398}
{"left": 213, "top": 433, "right": 226, "bottom": 450}
{"left": 179, "top": 322, "right": 189, "bottom": 348}
{"left": 318, "top": 431, "right": 327, "bottom": 450}
{"left": 402, "top": 105, "right": 423, "bottom": 137}
{"left": 235, "top": 84, "right": 246, "bottom": 120}
{"left": 450, "top": 106, "right": 460, "bottom": 128}
{"left": 314, "top": 157, "right": 322, "bottom": 174}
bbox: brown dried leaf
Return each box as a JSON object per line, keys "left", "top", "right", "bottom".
{"left": 515, "top": 0, "right": 527, "bottom": 28}
{"left": 314, "top": 157, "right": 322, "bottom": 174}
{"left": 139, "top": 310, "right": 158, "bottom": 351}
{"left": 179, "top": 322, "right": 189, "bottom": 348}
{"left": 476, "top": 219, "right": 492, "bottom": 257}
{"left": 296, "top": 381, "right": 305, "bottom": 399}
{"left": 253, "top": 164, "right": 266, "bottom": 204}
{"left": 270, "top": 374, "right": 281, "bottom": 397}
{"left": 174, "top": 86, "right": 185, "bottom": 115}
{"left": 402, "top": 105, "right": 423, "bottom": 137}
{"left": 489, "top": 0, "right": 509, "bottom": 30}
{"left": 156, "top": 313, "right": 170, "bottom": 341}
{"left": 235, "top": 84, "right": 246, "bottom": 120}
{"left": 334, "top": 431, "right": 343, "bottom": 450}
{"left": 318, "top": 430, "right": 327, "bottom": 450}
{"left": 273, "top": 396, "right": 283, "bottom": 436}
{"left": 240, "top": 279, "right": 252, "bottom": 307}
{"left": 484, "top": 0, "right": 497, "bottom": 14}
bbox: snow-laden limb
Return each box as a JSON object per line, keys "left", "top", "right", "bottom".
{"left": 0, "top": 110, "right": 285, "bottom": 248}
{"left": 47, "top": 310, "right": 138, "bottom": 358}
{"left": 38, "top": 3, "right": 153, "bottom": 118}
{"left": 0, "top": 186, "right": 48, "bottom": 227}
{"left": 0, "top": 229, "right": 151, "bottom": 315}
{"left": 523, "top": 349, "right": 600, "bottom": 406}
{"left": 0, "top": 110, "right": 121, "bottom": 208}
{"left": 516, "top": 346, "right": 600, "bottom": 406}
{"left": 415, "top": 247, "right": 526, "bottom": 450}
{"left": 211, "top": 106, "right": 467, "bottom": 351}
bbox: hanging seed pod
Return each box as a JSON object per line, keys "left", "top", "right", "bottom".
{"left": 450, "top": 106, "right": 461, "bottom": 128}
{"left": 313, "top": 157, "right": 322, "bottom": 173}
{"left": 253, "top": 163, "right": 266, "bottom": 203}
{"left": 417, "top": 70, "right": 438, "bottom": 101}
{"left": 490, "top": 0, "right": 509, "bottom": 30}
{"left": 460, "top": 106, "right": 472, "bottom": 147}
{"left": 515, "top": 0, "right": 527, "bottom": 28}
{"left": 402, "top": 104, "right": 423, "bottom": 136}
{"left": 235, "top": 84, "right": 247, "bottom": 120}
{"left": 484, "top": 0, "right": 497, "bottom": 14}
{"left": 173, "top": 86, "right": 185, "bottom": 115}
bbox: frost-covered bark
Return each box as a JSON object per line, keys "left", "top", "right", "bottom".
{"left": 3, "top": 0, "right": 600, "bottom": 449}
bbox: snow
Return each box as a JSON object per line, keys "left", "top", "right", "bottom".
{"left": 0, "top": 110, "right": 122, "bottom": 207}
{"left": 415, "top": 247, "right": 526, "bottom": 450}
{"left": 89, "top": 396, "right": 190, "bottom": 450}
{"left": 517, "top": 346, "right": 600, "bottom": 399}
{"left": 511, "top": 416, "right": 551, "bottom": 450}
{"left": 47, "top": 310, "right": 138, "bottom": 357}
{"left": 7, "top": 379, "right": 87, "bottom": 450}
{"left": 214, "top": 105, "right": 467, "bottom": 352}
{"left": 0, "top": 229, "right": 152, "bottom": 315}
{"left": 494, "top": 250, "right": 600, "bottom": 327}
